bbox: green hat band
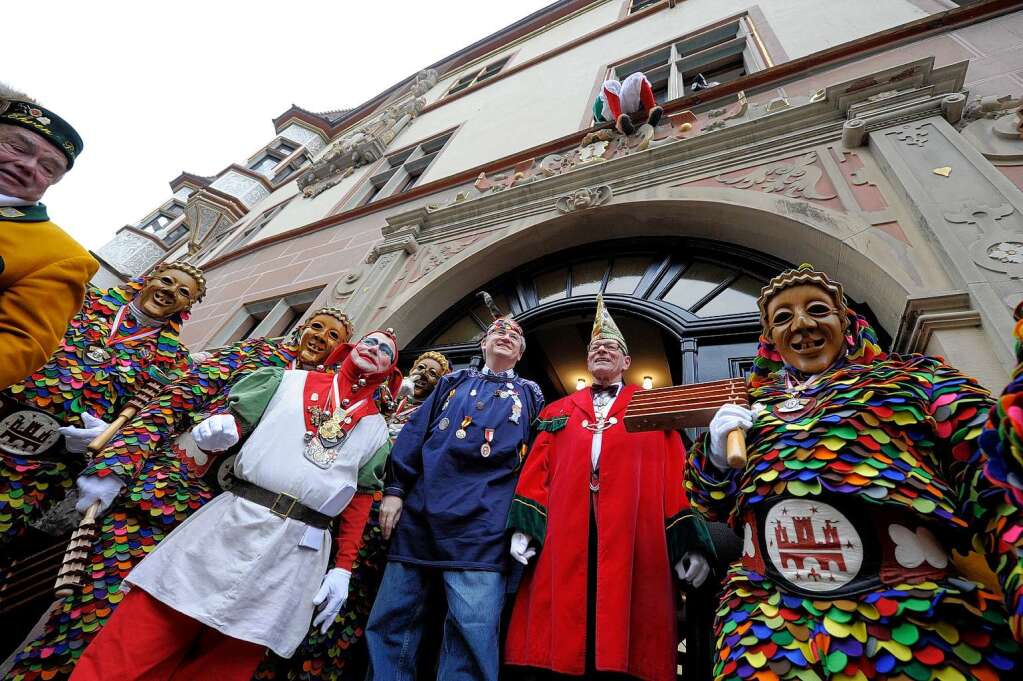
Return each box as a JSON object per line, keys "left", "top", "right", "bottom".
{"left": 0, "top": 100, "right": 83, "bottom": 168}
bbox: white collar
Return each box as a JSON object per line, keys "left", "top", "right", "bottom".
{"left": 0, "top": 193, "right": 34, "bottom": 208}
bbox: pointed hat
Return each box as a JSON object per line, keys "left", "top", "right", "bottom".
{"left": 591, "top": 294, "right": 628, "bottom": 354}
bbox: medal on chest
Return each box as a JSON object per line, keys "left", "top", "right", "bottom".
{"left": 765, "top": 371, "right": 825, "bottom": 422}
{"left": 302, "top": 374, "right": 365, "bottom": 469}
{"left": 582, "top": 391, "right": 618, "bottom": 434}
{"left": 83, "top": 305, "right": 161, "bottom": 367}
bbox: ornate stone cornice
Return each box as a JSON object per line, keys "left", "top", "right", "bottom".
{"left": 891, "top": 292, "right": 981, "bottom": 355}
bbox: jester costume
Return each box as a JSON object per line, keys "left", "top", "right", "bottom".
{"left": 686, "top": 287, "right": 1021, "bottom": 679}
{"left": 978, "top": 300, "right": 1023, "bottom": 643}
{"left": 5, "top": 335, "right": 302, "bottom": 681}
{"left": 0, "top": 279, "right": 190, "bottom": 546}
{"left": 68, "top": 334, "right": 399, "bottom": 681}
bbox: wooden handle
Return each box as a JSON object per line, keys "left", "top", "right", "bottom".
{"left": 54, "top": 501, "right": 102, "bottom": 597}
{"left": 86, "top": 410, "right": 134, "bottom": 454}
{"left": 726, "top": 429, "right": 747, "bottom": 469}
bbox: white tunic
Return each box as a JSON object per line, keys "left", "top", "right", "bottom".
{"left": 126, "top": 370, "right": 388, "bottom": 657}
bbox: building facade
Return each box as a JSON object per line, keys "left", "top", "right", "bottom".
{"left": 94, "top": 0, "right": 1023, "bottom": 395}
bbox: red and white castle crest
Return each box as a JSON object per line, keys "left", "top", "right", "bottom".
{"left": 765, "top": 499, "right": 863, "bottom": 592}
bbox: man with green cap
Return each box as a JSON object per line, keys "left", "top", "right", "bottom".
{"left": 0, "top": 83, "right": 97, "bottom": 390}
{"left": 505, "top": 294, "right": 714, "bottom": 681}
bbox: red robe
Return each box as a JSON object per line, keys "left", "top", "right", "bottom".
{"left": 505, "top": 385, "right": 713, "bottom": 681}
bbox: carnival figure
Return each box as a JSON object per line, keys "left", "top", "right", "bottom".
{"left": 67, "top": 330, "right": 402, "bottom": 681}
{"left": 978, "top": 300, "right": 1023, "bottom": 643}
{"left": 0, "top": 262, "right": 204, "bottom": 547}
{"left": 686, "top": 264, "right": 1021, "bottom": 680}
{"left": 505, "top": 296, "right": 714, "bottom": 681}
{"left": 0, "top": 84, "right": 97, "bottom": 390}
{"left": 592, "top": 71, "right": 663, "bottom": 136}
{"left": 5, "top": 308, "right": 352, "bottom": 680}
{"left": 252, "top": 350, "right": 451, "bottom": 681}
{"left": 365, "top": 317, "right": 543, "bottom": 681}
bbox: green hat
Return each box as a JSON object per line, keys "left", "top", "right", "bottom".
{"left": 0, "top": 99, "right": 83, "bottom": 169}
{"left": 591, "top": 294, "right": 628, "bottom": 354}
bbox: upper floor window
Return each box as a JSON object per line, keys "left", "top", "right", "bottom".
{"left": 446, "top": 57, "right": 510, "bottom": 96}
{"left": 139, "top": 201, "right": 185, "bottom": 237}
{"left": 353, "top": 132, "right": 453, "bottom": 207}
{"left": 609, "top": 17, "right": 767, "bottom": 103}
{"left": 629, "top": 0, "right": 661, "bottom": 13}
{"left": 248, "top": 137, "right": 311, "bottom": 184}
{"left": 230, "top": 199, "right": 292, "bottom": 249}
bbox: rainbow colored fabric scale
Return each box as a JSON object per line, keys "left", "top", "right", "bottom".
{"left": 979, "top": 302, "right": 1023, "bottom": 643}
{"left": 0, "top": 281, "right": 189, "bottom": 542}
{"left": 6, "top": 337, "right": 297, "bottom": 681}
{"left": 686, "top": 312, "right": 1021, "bottom": 679}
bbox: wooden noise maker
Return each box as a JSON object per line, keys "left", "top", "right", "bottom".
{"left": 54, "top": 366, "right": 175, "bottom": 597}
{"left": 624, "top": 377, "right": 749, "bottom": 469}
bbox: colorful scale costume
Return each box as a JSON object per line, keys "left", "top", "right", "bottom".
{"left": 0, "top": 279, "right": 190, "bottom": 545}
{"left": 979, "top": 301, "right": 1023, "bottom": 643}
{"left": 5, "top": 335, "right": 298, "bottom": 681}
{"left": 686, "top": 311, "right": 1021, "bottom": 680}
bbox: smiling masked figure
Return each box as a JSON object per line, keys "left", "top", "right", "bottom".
{"left": 6, "top": 308, "right": 352, "bottom": 681}
{"left": 0, "top": 262, "right": 203, "bottom": 546}
{"left": 686, "top": 264, "right": 1021, "bottom": 680}
{"left": 68, "top": 330, "right": 400, "bottom": 681}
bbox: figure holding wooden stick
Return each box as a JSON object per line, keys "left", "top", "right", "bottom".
{"left": 684, "top": 264, "right": 1022, "bottom": 680}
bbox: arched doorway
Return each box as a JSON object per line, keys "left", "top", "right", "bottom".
{"left": 402, "top": 237, "right": 889, "bottom": 400}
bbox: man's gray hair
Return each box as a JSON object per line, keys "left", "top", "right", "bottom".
{"left": 0, "top": 83, "right": 38, "bottom": 105}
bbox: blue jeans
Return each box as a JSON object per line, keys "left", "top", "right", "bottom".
{"left": 365, "top": 560, "right": 506, "bottom": 681}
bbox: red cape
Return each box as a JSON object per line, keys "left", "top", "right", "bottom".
{"left": 506, "top": 385, "right": 704, "bottom": 681}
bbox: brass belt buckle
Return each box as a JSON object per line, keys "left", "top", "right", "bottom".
{"left": 270, "top": 492, "right": 299, "bottom": 519}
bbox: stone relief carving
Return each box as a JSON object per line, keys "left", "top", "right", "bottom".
{"left": 555, "top": 185, "right": 613, "bottom": 213}
{"left": 894, "top": 123, "right": 929, "bottom": 147}
{"left": 333, "top": 268, "right": 364, "bottom": 300}
{"left": 211, "top": 171, "right": 269, "bottom": 207}
{"left": 958, "top": 94, "right": 1023, "bottom": 162}
{"left": 944, "top": 201, "right": 1023, "bottom": 278}
{"left": 297, "top": 69, "right": 439, "bottom": 198}
{"left": 714, "top": 152, "right": 837, "bottom": 201}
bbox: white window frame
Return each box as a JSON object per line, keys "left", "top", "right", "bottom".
{"left": 445, "top": 56, "right": 510, "bottom": 97}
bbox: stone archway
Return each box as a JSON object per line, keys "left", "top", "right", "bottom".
{"left": 374, "top": 190, "right": 923, "bottom": 344}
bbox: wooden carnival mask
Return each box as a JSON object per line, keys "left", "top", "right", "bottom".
{"left": 137, "top": 267, "right": 201, "bottom": 320}
{"left": 408, "top": 352, "right": 450, "bottom": 401}
{"left": 765, "top": 283, "right": 849, "bottom": 375}
{"left": 296, "top": 314, "right": 351, "bottom": 367}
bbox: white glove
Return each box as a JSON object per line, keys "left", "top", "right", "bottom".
{"left": 509, "top": 531, "right": 537, "bottom": 565}
{"left": 674, "top": 551, "right": 711, "bottom": 588}
{"left": 708, "top": 403, "right": 754, "bottom": 470}
{"left": 312, "top": 567, "right": 351, "bottom": 634}
{"left": 58, "top": 413, "right": 109, "bottom": 454}
{"left": 75, "top": 474, "right": 125, "bottom": 515}
{"left": 191, "top": 414, "right": 240, "bottom": 452}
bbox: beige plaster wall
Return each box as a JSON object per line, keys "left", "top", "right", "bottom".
{"left": 925, "top": 325, "right": 1010, "bottom": 391}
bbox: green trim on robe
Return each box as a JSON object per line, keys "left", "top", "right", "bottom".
{"left": 508, "top": 494, "right": 548, "bottom": 545}
{"left": 228, "top": 366, "right": 285, "bottom": 435}
{"left": 665, "top": 508, "right": 716, "bottom": 567}
{"left": 357, "top": 441, "right": 391, "bottom": 491}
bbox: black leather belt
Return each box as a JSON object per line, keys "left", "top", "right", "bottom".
{"left": 231, "top": 479, "right": 332, "bottom": 529}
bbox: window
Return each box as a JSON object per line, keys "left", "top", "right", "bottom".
{"left": 351, "top": 132, "right": 452, "bottom": 207}
{"left": 609, "top": 17, "right": 766, "bottom": 103}
{"left": 139, "top": 202, "right": 185, "bottom": 234}
{"left": 248, "top": 137, "right": 310, "bottom": 183}
{"left": 230, "top": 199, "right": 292, "bottom": 249}
{"left": 446, "top": 57, "right": 510, "bottom": 96}
{"left": 163, "top": 224, "right": 188, "bottom": 244}
{"left": 224, "top": 288, "right": 324, "bottom": 344}
{"left": 629, "top": 0, "right": 661, "bottom": 13}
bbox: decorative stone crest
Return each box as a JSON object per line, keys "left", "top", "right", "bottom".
{"left": 297, "top": 69, "right": 438, "bottom": 199}
{"left": 944, "top": 200, "right": 1023, "bottom": 278}
{"left": 894, "top": 123, "right": 929, "bottom": 147}
{"left": 555, "top": 185, "right": 612, "bottom": 213}
{"left": 958, "top": 94, "right": 1023, "bottom": 162}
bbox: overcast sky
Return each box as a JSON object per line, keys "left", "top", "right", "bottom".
{"left": 5, "top": 1, "right": 554, "bottom": 249}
